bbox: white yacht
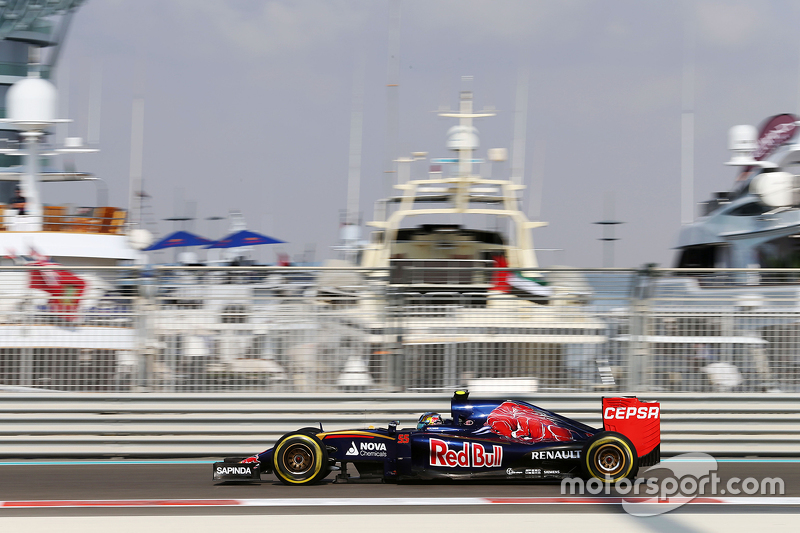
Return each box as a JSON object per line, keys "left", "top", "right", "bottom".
{"left": 0, "top": 56, "right": 312, "bottom": 391}
{"left": 676, "top": 113, "right": 800, "bottom": 270}
{"left": 614, "top": 114, "right": 800, "bottom": 394}
{"left": 322, "top": 90, "right": 607, "bottom": 392}
{"left": 0, "top": 4, "right": 145, "bottom": 390}
{"left": 0, "top": 2, "right": 137, "bottom": 267}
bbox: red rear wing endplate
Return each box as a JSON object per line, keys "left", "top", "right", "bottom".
{"left": 602, "top": 397, "right": 660, "bottom": 462}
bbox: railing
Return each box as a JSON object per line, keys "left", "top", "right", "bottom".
{"left": 0, "top": 393, "right": 796, "bottom": 457}
{"left": 389, "top": 258, "right": 492, "bottom": 286}
{"left": 0, "top": 205, "right": 126, "bottom": 234}
{"left": 0, "top": 266, "right": 800, "bottom": 393}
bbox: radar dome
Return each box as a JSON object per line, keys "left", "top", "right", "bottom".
{"left": 128, "top": 229, "right": 154, "bottom": 250}
{"left": 446, "top": 125, "right": 479, "bottom": 151}
{"left": 725, "top": 124, "right": 759, "bottom": 166}
{"left": 728, "top": 125, "right": 757, "bottom": 152}
{"left": 750, "top": 171, "right": 797, "bottom": 207}
{"left": 7, "top": 77, "right": 58, "bottom": 127}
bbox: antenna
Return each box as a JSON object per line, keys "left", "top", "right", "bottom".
{"left": 87, "top": 61, "right": 102, "bottom": 145}
{"left": 346, "top": 53, "right": 365, "bottom": 227}
{"left": 383, "top": 0, "right": 401, "bottom": 200}
{"left": 529, "top": 139, "right": 546, "bottom": 220}
{"left": 58, "top": 61, "right": 69, "bottom": 145}
{"left": 127, "top": 98, "right": 145, "bottom": 227}
{"left": 681, "top": 5, "right": 696, "bottom": 225}
{"left": 510, "top": 66, "right": 529, "bottom": 186}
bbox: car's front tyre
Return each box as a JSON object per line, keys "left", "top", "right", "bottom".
{"left": 272, "top": 432, "right": 329, "bottom": 485}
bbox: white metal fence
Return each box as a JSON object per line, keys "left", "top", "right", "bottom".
{"left": 0, "top": 393, "right": 796, "bottom": 457}
{"left": 1, "top": 265, "right": 800, "bottom": 393}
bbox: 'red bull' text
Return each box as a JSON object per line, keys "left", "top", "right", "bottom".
{"left": 429, "top": 438, "right": 503, "bottom": 468}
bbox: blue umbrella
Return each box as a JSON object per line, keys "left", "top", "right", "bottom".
{"left": 144, "top": 230, "right": 214, "bottom": 251}
{"left": 205, "top": 229, "right": 285, "bottom": 248}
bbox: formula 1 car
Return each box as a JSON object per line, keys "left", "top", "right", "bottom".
{"left": 212, "top": 390, "right": 660, "bottom": 485}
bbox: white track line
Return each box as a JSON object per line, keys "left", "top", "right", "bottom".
{"left": 1, "top": 497, "right": 799, "bottom": 508}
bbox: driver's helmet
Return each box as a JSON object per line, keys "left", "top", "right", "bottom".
{"left": 417, "top": 412, "right": 444, "bottom": 430}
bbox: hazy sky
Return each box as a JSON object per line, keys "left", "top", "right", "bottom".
{"left": 43, "top": 0, "right": 800, "bottom": 267}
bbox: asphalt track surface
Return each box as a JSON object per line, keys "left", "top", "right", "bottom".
{"left": 0, "top": 459, "right": 798, "bottom": 517}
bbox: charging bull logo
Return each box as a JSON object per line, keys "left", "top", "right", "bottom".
{"left": 486, "top": 401, "right": 583, "bottom": 443}
{"left": 429, "top": 438, "right": 502, "bottom": 468}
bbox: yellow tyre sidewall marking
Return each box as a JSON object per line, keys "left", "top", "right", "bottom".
{"left": 586, "top": 436, "right": 633, "bottom": 482}
{"left": 274, "top": 435, "right": 323, "bottom": 484}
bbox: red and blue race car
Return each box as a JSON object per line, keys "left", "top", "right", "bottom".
{"left": 212, "top": 390, "right": 660, "bottom": 485}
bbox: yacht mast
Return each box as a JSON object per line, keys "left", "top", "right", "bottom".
{"left": 511, "top": 67, "right": 529, "bottom": 187}
{"left": 346, "top": 55, "right": 365, "bottom": 228}
{"left": 127, "top": 98, "right": 145, "bottom": 228}
{"left": 383, "top": 0, "right": 401, "bottom": 201}
{"left": 680, "top": 7, "right": 696, "bottom": 225}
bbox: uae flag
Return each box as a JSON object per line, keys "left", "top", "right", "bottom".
{"left": 491, "top": 255, "right": 552, "bottom": 305}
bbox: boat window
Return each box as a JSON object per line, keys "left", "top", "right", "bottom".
{"left": 756, "top": 235, "right": 800, "bottom": 268}
{"left": 726, "top": 202, "right": 771, "bottom": 216}
{"left": 676, "top": 246, "right": 716, "bottom": 268}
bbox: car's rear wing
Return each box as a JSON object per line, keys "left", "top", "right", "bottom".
{"left": 602, "top": 397, "right": 660, "bottom": 467}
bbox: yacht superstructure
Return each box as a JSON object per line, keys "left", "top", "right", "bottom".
{"left": 325, "top": 90, "right": 607, "bottom": 392}
{"left": 676, "top": 114, "right": 800, "bottom": 270}
{"left": 620, "top": 114, "right": 800, "bottom": 393}
{"left": 0, "top": 2, "right": 140, "bottom": 266}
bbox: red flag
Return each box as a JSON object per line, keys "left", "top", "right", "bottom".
{"left": 490, "top": 255, "right": 510, "bottom": 292}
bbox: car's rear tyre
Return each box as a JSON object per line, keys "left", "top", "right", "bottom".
{"left": 272, "top": 432, "right": 329, "bottom": 485}
{"left": 581, "top": 431, "right": 638, "bottom": 483}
